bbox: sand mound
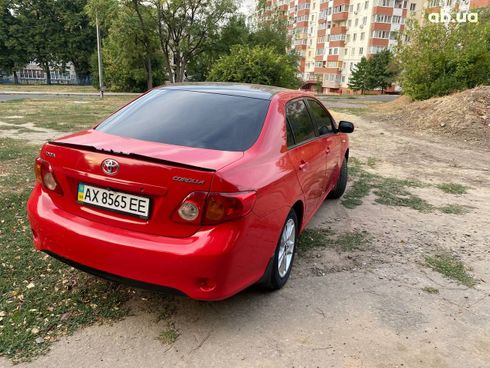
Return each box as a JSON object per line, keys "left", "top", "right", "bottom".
{"left": 375, "top": 86, "right": 489, "bottom": 147}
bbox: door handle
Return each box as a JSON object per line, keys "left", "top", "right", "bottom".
{"left": 299, "top": 160, "right": 309, "bottom": 170}
{"left": 325, "top": 147, "right": 331, "bottom": 154}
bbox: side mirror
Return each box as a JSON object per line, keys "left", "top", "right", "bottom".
{"left": 338, "top": 121, "right": 354, "bottom": 133}
{"left": 318, "top": 126, "right": 330, "bottom": 135}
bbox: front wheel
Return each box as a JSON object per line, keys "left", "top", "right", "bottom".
{"left": 328, "top": 158, "right": 348, "bottom": 199}
{"left": 262, "top": 210, "right": 298, "bottom": 290}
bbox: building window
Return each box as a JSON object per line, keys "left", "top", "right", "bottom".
{"left": 353, "top": 33, "right": 357, "bottom": 41}
{"left": 364, "top": 0, "right": 369, "bottom": 9}
{"left": 372, "top": 30, "right": 390, "bottom": 38}
{"left": 360, "top": 32, "right": 365, "bottom": 40}
{"left": 355, "top": 18, "right": 359, "bottom": 26}
{"left": 410, "top": 3, "right": 416, "bottom": 10}
{"left": 359, "top": 47, "right": 364, "bottom": 55}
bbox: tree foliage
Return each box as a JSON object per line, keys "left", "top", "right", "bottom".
{"left": 0, "top": 0, "right": 29, "bottom": 82}
{"left": 348, "top": 57, "right": 371, "bottom": 93}
{"left": 396, "top": 15, "right": 490, "bottom": 100}
{"left": 348, "top": 51, "right": 398, "bottom": 93}
{"left": 0, "top": 0, "right": 95, "bottom": 84}
{"left": 208, "top": 45, "right": 300, "bottom": 88}
{"left": 367, "top": 49, "right": 398, "bottom": 92}
{"left": 153, "top": 0, "right": 236, "bottom": 83}
{"left": 99, "top": 4, "right": 164, "bottom": 91}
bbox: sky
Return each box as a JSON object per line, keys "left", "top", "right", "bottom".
{"left": 238, "top": 0, "right": 256, "bottom": 16}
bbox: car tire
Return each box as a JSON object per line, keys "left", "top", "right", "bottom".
{"left": 260, "top": 209, "right": 298, "bottom": 291}
{"left": 328, "top": 158, "right": 348, "bottom": 199}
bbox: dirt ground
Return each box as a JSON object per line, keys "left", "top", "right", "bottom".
{"left": 2, "top": 108, "right": 490, "bottom": 368}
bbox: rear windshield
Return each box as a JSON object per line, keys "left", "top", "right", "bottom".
{"left": 96, "top": 89, "right": 270, "bottom": 151}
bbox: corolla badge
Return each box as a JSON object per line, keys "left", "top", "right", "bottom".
{"left": 102, "top": 159, "right": 120, "bottom": 176}
{"left": 172, "top": 176, "right": 205, "bottom": 185}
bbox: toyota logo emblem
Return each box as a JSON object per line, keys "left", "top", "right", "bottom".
{"left": 101, "top": 159, "right": 119, "bottom": 176}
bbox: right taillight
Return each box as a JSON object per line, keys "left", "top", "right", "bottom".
{"left": 172, "top": 191, "right": 256, "bottom": 226}
{"left": 35, "top": 157, "right": 63, "bottom": 195}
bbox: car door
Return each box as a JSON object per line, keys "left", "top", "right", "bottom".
{"left": 305, "top": 98, "right": 341, "bottom": 193}
{"left": 286, "top": 99, "right": 328, "bottom": 221}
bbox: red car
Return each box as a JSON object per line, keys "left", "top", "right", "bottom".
{"left": 27, "top": 84, "right": 354, "bottom": 300}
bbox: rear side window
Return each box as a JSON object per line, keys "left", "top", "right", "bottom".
{"left": 96, "top": 89, "right": 270, "bottom": 152}
{"left": 306, "top": 99, "right": 334, "bottom": 134}
{"left": 286, "top": 99, "right": 316, "bottom": 145}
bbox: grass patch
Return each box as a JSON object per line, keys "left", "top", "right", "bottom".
{"left": 335, "top": 231, "right": 372, "bottom": 252}
{"left": 298, "top": 228, "right": 371, "bottom": 253}
{"left": 297, "top": 229, "right": 334, "bottom": 252}
{"left": 367, "top": 157, "right": 377, "bottom": 168}
{"left": 0, "top": 137, "right": 38, "bottom": 161}
{"left": 330, "top": 107, "right": 369, "bottom": 115}
{"left": 0, "top": 124, "right": 37, "bottom": 133}
{"left": 438, "top": 204, "right": 470, "bottom": 215}
{"left": 342, "top": 158, "right": 430, "bottom": 212}
{"left": 0, "top": 138, "right": 40, "bottom": 193}
{"left": 0, "top": 138, "right": 132, "bottom": 362}
{"left": 422, "top": 286, "right": 439, "bottom": 294}
{"left": 436, "top": 183, "right": 468, "bottom": 195}
{"left": 425, "top": 254, "right": 477, "bottom": 288}
{"left": 158, "top": 326, "right": 180, "bottom": 345}
{"left": 0, "top": 96, "right": 132, "bottom": 132}
{"left": 0, "top": 84, "right": 98, "bottom": 93}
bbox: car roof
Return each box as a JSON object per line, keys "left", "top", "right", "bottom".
{"left": 158, "top": 83, "right": 296, "bottom": 100}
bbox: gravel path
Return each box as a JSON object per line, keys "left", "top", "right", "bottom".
{"left": 2, "top": 110, "right": 489, "bottom": 368}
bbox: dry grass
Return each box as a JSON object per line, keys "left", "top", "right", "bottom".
{"left": 0, "top": 84, "right": 98, "bottom": 93}
{"left": 0, "top": 96, "right": 133, "bottom": 132}
{"left": 371, "top": 86, "right": 490, "bottom": 147}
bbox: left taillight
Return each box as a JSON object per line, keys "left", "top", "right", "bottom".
{"left": 172, "top": 191, "right": 256, "bottom": 226}
{"left": 35, "top": 157, "right": 63, "bottom": 195}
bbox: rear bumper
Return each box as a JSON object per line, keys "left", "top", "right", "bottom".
{"left": 27, "top": 186, "right": 270, "bottom": 300}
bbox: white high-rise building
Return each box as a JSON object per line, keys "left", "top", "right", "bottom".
{"left": 259, "top": 0, "right": 487, "bottom": 93}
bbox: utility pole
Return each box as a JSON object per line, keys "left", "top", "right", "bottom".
{"left": 96, "top": 11, "right": 105, "bottom": 98}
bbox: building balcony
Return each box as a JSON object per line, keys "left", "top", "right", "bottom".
{"left": 329, "top": 40, "right": 345, "bottom": 47}
{"left": 330, "top": 26, "right": 347, "bottom": 35}
{"left": 368, "top": 38, "right": 389, "bottom": 47}
{"left": 315, "top": 67, "right": 341, "bottom": 74}
{"left": 322, "top": 80, "right": 341, "bottom": 88}
{"left": 372, "top": 6, "right": 394, "bottom": 15}
{"left": 332, "top": 11, "right": 349, "bottom": 21}
{"left": 371, "top": 22, "right": 391, "bottom": 31}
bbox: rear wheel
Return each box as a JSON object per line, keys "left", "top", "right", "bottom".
{"left": 262, "top": 210, "right": 298, "bottom": 290}
{"left": 328, "top": 158, "right": 348, "bottom": 199}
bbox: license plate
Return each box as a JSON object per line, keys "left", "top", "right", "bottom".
{"left": 77, "top": 183, "right": 150, "bottom": 219}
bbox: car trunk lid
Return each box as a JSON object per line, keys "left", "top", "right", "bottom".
{"left": 42, "top": 130, "right": 243, "bottom": 237}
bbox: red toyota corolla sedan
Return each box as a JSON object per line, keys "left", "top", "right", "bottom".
{"left": 27, "top": 84, "right": 354, "bottom": 300}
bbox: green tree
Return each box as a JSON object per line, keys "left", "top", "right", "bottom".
{"left": 396, "top": 17, "right": 490, "bottom": 100}
{"left": 249, "top": 11, "right": 290, "bottom": 54}
{"left": 208, "top": 45, "right": 300, "bottom": 88}
{"left": 91, "top": 3, "right": 164, "bottom": 92}
{"left": 187, "top": 15, "right": 250, "bottom": 81}
{"left": 0, "top": 0, "right": 30, "bottom": 83}
{"left": 126, "top": 0, "right": 157, "bottom": 89}
{"left": 59, "top": 0, "right": 96, "bottom": 83}
{"left": 12, "top": 0, "right": 66, "bottom": 84}
{"left": 153, "top": 0, "right": 236, "bottom": 82}
{"left": 348, "top": 57, "right": 371, "bottom": 94}
{"left": 367, "top": 49, "right": 398, "bottom": 93}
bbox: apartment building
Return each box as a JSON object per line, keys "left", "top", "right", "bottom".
{"left": 260, "top": 0, "right": 486, "bottom": 93}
